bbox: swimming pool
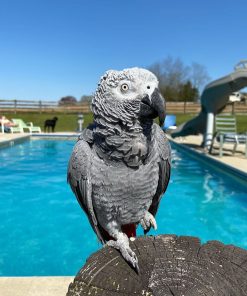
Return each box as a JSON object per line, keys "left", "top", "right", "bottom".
{"left": 0, "top": 139, "right": 246, "bottom": 276}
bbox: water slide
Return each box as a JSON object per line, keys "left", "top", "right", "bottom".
{"left": 171, "top": 60, "right": 247, "bottom": 148}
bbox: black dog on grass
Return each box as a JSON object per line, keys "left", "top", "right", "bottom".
{"left": 44, "top": 117, "right": 58, "bottom": 132}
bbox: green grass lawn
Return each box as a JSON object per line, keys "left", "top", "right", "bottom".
{"left": 235, "top": 115, "right": 247, "bottom": 133}
{"left": 3, "top": 112, "right": 93, "bottom": 132}
{"left": 2, "top": 112, "right": 247, "bottom": 133}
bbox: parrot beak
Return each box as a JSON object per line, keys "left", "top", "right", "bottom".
{"left": 140, "top": 88, "right": 166, "bottom": 127}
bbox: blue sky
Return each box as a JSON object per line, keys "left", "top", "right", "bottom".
{"left": 0, "top": 0, "right": 247, "bottom": 101}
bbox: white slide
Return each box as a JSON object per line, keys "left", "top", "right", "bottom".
{"left": 171, "top": 60, "right": 247, "bottom": 147}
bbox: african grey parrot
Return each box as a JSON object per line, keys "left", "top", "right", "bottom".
{"left": 67, "top": 67, "right": 171, "bottom": 272}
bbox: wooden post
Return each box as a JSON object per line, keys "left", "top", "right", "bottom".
{"left": 67, "top": 235, "right": 247, "bottom": 295}
{"left": 39, "top": 100, "right": 42, "bottom": 114}
{"left": 183, "top": 100, "right": 186, "bottom": 114}
{"left": 14, "top": 99, "right": 17, "bottom": 114}
{"left": 232, "top": 102, "right": 235, "bottom": 115}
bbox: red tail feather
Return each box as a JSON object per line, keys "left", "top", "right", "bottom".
{"left": 121, "top": 223, "right": 136, "bottom": 238}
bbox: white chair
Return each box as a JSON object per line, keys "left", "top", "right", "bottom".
{"left": 210, "top": 115, "right": 247, "bottom": 157}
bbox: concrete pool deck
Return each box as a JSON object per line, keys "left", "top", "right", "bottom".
{"left": 0, "top": 132, "right": 79, "bottom": 141}
{"left": 0, "top": 132, "right": 246, "bottom": 295}
{"left": 0, "top": 276, "right": 74, "bottom": 296}
{"left": 1, "top": 132, "right": 245, "bottom": 174}
{"left": 170, "top": 134, "right": 247, "bottom": 175}
{"left": 0, "top": 132, "right": 79, "bottom": 147}
{"left": 0, "top": 133, "right": 30, "bottom": 146}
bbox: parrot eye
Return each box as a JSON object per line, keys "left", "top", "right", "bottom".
{"left": 120, "top": 83, "right": 129, "bottom": 92}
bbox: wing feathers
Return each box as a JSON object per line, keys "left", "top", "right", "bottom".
{"left": 145, "top": 125, "right": 171, "bottom": 233}
{"left": 67, "top": 139, "right": 106, "bottom": 244}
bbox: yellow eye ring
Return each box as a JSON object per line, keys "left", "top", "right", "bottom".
{"left": 121, "top": 83, "right": 129, "bottom": 92}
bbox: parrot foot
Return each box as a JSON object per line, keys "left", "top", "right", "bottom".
{"left": 140, "top": 211, "right": 157, "bottom": 231}
{"left": 106, "top": 236, "right": 139, "bottom": 273}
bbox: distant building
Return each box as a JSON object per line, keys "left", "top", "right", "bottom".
{"left": 229, "top": 92, "right": 247, "bottom": 103}
{"left": 229, "top": 92, "right": 241, "bottom": 102}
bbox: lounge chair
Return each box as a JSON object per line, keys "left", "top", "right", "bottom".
{"left": 0, "top": 116, "right": 22, "bottom": 133}
{"left": 9, "top": 126, "right": 23, "bottom": 133}
{"left": 209, "top": 115, "right": 247, "bottom": 157}
{"left": 11, "top": 119, "right": 41, "bottom": 134}
{"left": 163, "top": 115, "right": 177, "bottom": 133}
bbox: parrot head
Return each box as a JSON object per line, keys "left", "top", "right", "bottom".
{"left": 92, "top": 67, "right": 166, "bottom": 127}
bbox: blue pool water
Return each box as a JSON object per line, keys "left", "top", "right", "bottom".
{"left": 0, "top": 139, "right": 246, "bottom": 276}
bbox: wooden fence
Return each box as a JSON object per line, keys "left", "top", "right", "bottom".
{"left": 166, "top": 101, "right": 247, "bottom": 114}
{"left": 0, "top": 99, "right": 91, "bottom": 114}
{"left": 0, "top": 99, "right": 247, "bottom": 114}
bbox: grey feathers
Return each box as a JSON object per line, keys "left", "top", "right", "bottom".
{"left": 67, "top": 67, "right": 171, "bottom": 271}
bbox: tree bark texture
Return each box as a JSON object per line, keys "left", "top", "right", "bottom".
{"left": 67, "top": 235, "right": 247, "bottom": 296}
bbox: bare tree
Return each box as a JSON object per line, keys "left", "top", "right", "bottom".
{"left": 149, "top": 62, "right": 163, "bottom": 83}
{"left": 149, "top": 56, "right": 191, "bottom": 101}
{"left": 161, "top": 56, "right": 190, "bottom": 88}
{"left": 80, "top": 95, "right": 93, "bottom": 103}
{"left": 149, "top": 56, "right": 210, "bottom": 101}
{"left": 190, "top": 62, "right": 210, "bottom": 95}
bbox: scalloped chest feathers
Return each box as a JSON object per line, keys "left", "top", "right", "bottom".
{"left": 90, "top": 146, "right": 160, "bottom": 225}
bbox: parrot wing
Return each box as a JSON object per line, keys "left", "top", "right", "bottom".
{"left": 145, "top": 125, "right": 171, "bottom": 233}
{"left": 67, "top": 131, "right": 107, "bottom": 244}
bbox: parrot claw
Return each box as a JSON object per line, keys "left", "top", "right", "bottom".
{"left": 106, "top": 238, "right": 139, "bottom": 273}
{"left": 140, "top": 211, "right": 157, "bottom": 232}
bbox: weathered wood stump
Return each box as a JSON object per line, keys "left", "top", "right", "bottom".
{"left": 67, "top": 235, "right": 247, "bottom": 296}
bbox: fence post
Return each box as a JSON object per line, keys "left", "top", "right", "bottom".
{"left": 232, "top": 102, "right": 235, "bottom": 115}
{"left": 39, "top": 100, "right": 42, "bottom": 114}
{"left": 183, "top": 101, "right": 187, "bottom": 114}
{"left": 14, "top": 100, "right": 17, "bottom": 114}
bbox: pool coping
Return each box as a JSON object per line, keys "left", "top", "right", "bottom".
{"left": 1, "top": 133, "right": 246, "bottom": 183}
{"left": 170, "top": 138, "right": 247, "bottom": 184}
{"left": 0, "top": 134, "right": 30, "bottom": 148}
{"left": 0, "top": 276, "right": 74, "bottom": 296}
{"left": 32, "top": 132, "right": 80, "bottom": 138}
{"left": 0, "top": 133, "right": 79, "bottom": 149}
